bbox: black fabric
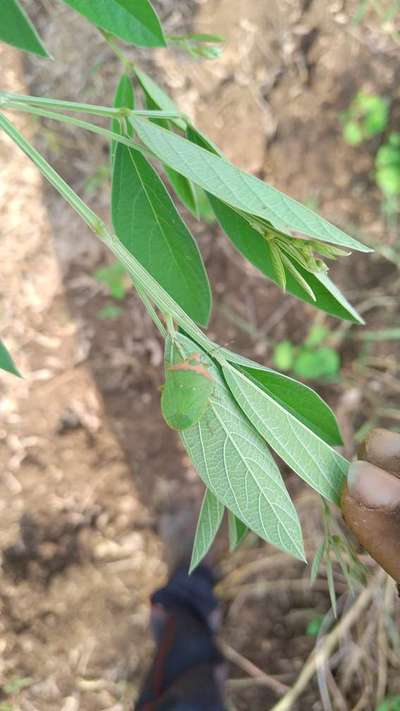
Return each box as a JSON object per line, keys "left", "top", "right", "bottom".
{"left": 135, "top": 565, "right": 225, "bottom": 711}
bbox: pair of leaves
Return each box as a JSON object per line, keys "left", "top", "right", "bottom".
{"left": 60, "top": 0, "right": 165, "bottom": 48}
{"left": 111, "top": 72, "right": 211, "bottom": 325}
{"left": 165, "top": 333, "right": 348, "bottom": 570}
{"left": 0, "top": 340, "right": 21, "bottom": 377}
{"left": 1, "top": 0, "right": 165, "bottom": 56}
{"left": 135, "top": 68, "right": 212, "bottom": 221}
{"left": 165, "top": 334, "right": 306, "bottom": 566}
{"left": 131, "top": 117, "right": 371, "bottom": 252}
{"left": 190, "top": 490, "right": 248, "bottom": 572}
{"left": 186, "top": 124, "right": 364, "bottom": 323}
{"left": 1, "top": 0, "right": 49, "bottom": 57}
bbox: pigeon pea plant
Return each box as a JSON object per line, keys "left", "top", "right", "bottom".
{"left": 0, "top": 0, "right": 372, "bottom": 572}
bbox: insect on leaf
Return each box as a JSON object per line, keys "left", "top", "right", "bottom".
{"left": 1, "top": 0, "right": 50, "bottom": 57}
{"left": 161, "top": 342, "right": 214, "bottom": 431}
{"left": 172, "top": 334, "right": 305, "bottom": 561}
{"left": 190, "top": 488, "right": 224, "bottom": 572}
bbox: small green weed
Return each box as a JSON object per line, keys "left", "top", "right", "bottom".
{"left": 341, "top": 91, "right": 389, "bottom": 146}
{"left": 273, "top": 325, "right": 340, "bottom": 381}
{"left": 375, "top": 132, "right": 400, "bottom": 197}
{"left": 94, "top": 261, "right": 130, "bottom": 300}
{"left": 306, "top": 615, "right": 324, "bottom": 637}
{"left": 376, "top": 697, "right": 400, "bottom": 711}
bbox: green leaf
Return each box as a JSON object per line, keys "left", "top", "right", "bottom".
{"left": 343, "top": 120, "right": 363, "bottom": 146}
{"left": 273, "top": 341, "right": 295, "bottom": 371}
{"left": 94, "top": 261, "right": 128, "bottom": 299}
{"left": 60, "top": 0, "right": 166, "bottom": 47}
{"left": 0, "top": 340, "right": 21, "bottom": 377}
{"left": 131, "top": 117, "right": 371, "bottom": 252}
{"left": 293, "top": 347, "right": 340, "bottom": 380}
{"left": 3, "top": 677, "right": 33, "bottom": 695}
{"left": 310, "top": 541, "right": 326, "bottom": 583}
{"left": 208, "top": 197, "right": 364, "bottom": 323}
{"left": 222, "top": 362, "right": 348, "bottom": 504}
{"left": 306, "top": 615, "right": 324, "bottom": 637}
{"left": 111, "top": 73, "right": 134, "bottom": 165}
{"left": 164, "top": 166, "right": 199, "bottom": 217}
{"left": 238, "top": 365, "right": 343, "bottom": 446}
{"left": 97, "top": 304, "right": 123, "bottom": 319}
{"left": 135, "top": 68, "right": 184, "bottom": 129}
{"left": 228, "top": 512, "right": 249, "bottom": 551}
{"left": 0, "top": 0, "right": 49, "bottom": 57}
{"left": 136, "top": 71, "right": 203, "bottom": 214}
{"left": 326, "top": 558, "right": 337, "bottom": 617}
{"left": 112, "top": 143, "right": 211, "bottom": 325}
{"left": 173, "top": 335, "right": 305, "bottom": 561}
{"left": 190, "top": 488, "right": 224, "bottom": 572}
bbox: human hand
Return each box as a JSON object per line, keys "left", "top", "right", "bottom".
{"left": 341, "top": 428, "right": 400, "bottom": 584}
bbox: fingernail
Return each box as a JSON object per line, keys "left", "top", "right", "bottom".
{"left": 347, "top": 460, "right": 400, "bottom": 510}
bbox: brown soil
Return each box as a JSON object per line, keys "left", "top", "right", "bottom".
{"left": 1, "top": 1, "right": 400, "bottom": 710}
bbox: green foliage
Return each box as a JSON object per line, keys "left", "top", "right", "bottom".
{"left": 206, "top": 194, "right": 363, "bottom": 322}
{"left": 310, "top": 502, "right": 368, "bottom": 615}
{"left": 341, "top": 91, "right": 389, "bottom": 146}
{"left": 1, "top": 0, "right": 372, "bottom": 569}
{"left": 376, "top": 697, "right": 400, "bottom": 711}
{"left": 237, "top": 362, "right": 343, "bottom": 445}
{"left": 111, "top": 143, "right": 211, "bottom": 325}
{"left": 97, "top": 304, "right": 123, "bottom": 320}
{"left": 111, "top": 73, "right": 134, "bottom": 165}
{"left": 306, "top": 615, "right": 324, "bottom": 637}
{"left": 375, "top": 132, "right": 400, "bottom": 197}
{"left": 161, "top": 342, "right": 214, "bottom": 431}
{"left": 0, "top": 0, "right": 49, "bottom": 57}
{"left": 222, "top": 361, "right": 347, "bottom": 504}
{"left": 0, "top": 340, "right": 21, "bottom": 377}
{"left": 273, "top": 325, "right": 340, "bottom": 381}
{"left": 94, "top": 261, "right": 129, "bottom": 300}
{"left": 2, "top": 678, "right": 33, "bottom": 695}
{"left": 168, "top": 33, "right": 224, "bottom": 60}
{"left": 173, "top": 334, "right": 306, "bottom": 562}
{"left": 132, "top": 116, "right": 370, "bottom": 253}
{"left": 60, "top": 0, "right": 166, "bottom": 47}
{"left": 190, "top": 489, "right": 224, "bottom": 572}
{"left": 228, "top": 512, "right": 249, "bottom": 551}
{"left": 342, "top": 90, "right": 400, "bottom": 209}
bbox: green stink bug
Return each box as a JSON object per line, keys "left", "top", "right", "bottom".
{"left": 161, "top": 351, "right": 214, "bottom": 431}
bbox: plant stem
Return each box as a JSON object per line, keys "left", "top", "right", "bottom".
{"left": 0, "top": 91, "right": 184, "bottom": 121}
{"left": 99, "top": 29, "right": 134, "bottom": 74}
{"left": 270, "top": 571, "right": 384, "bottom": 711}
{"left": 2, "top": 103, "right": 151, "bottom": 155}
{"left": 135, "top": 286, "right": 167, "bottom": 339}
{"left": 0, "top": 113, "right": 214, "bottom": 358}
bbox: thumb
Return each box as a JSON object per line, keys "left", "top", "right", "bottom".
{"left": 341, "top": 460, "right": 400, "bottom": 584}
